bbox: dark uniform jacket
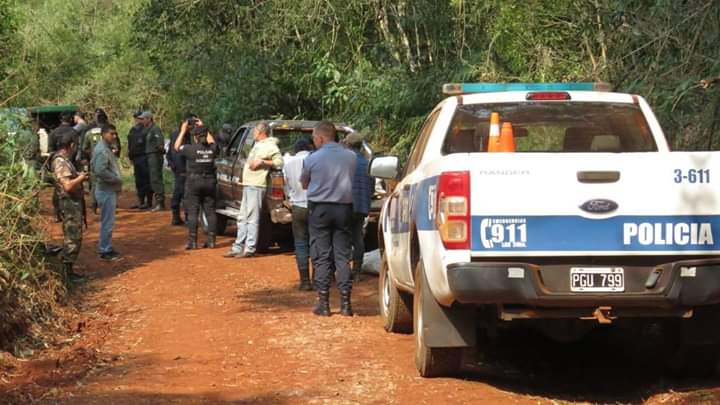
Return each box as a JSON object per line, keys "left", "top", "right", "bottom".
{"left": 180, "top": 143, "right": 220, "bottom": 176}
{"left": 166, "top": 130, "right": 190, "bottom": 174}
{"left": 144, "top": 124, "right": 165, "bottom": 155}
{"left": 127, "top": 124, "right": 147, "bottom": 161}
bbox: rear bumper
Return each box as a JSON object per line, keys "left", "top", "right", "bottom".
{"left": 446, "top": 258, "right": 720, "bottom": 309}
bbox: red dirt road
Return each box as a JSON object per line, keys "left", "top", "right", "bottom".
{"left": 2, "top": 192, "right": 719, "bottom": 404}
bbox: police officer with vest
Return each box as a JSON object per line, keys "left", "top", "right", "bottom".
{"left": 128, "top": 111, "right": 152, "bottom": 209}
{"left": 140, "top": 111, "right": 166, "bottom": 211}
{"left": 166, "top": 114, "right": 196, "bottom": 225}
{"left": 174, "top": 121, "right": 219, "bottom": 250}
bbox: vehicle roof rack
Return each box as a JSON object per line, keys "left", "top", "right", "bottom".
{"left": 442, "top": 82, "right": 610, "bottom": 95}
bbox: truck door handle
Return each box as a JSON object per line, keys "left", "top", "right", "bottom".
{"left": 577, "top": 171, "right": 620, "bottom": 183}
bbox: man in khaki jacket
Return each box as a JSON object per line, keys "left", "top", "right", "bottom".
{"left": 224, "top": 122, "right": 283, "bottom": 258}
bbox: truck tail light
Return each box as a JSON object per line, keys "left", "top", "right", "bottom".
{"left": 270, "top": 173, "right": 285, "bottom": 200}
{"left": 526, "top": 91, "right": 571, "bottom": 101}
{"left": 436, "top": 171, "right": 470, "bottom": 249}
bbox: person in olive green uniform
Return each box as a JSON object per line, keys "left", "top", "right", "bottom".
{"left": 51, "top": 131, "right": 88, "bottom": 283}
{"left": 139, "top": 111, "right": 166, "bottom": 211}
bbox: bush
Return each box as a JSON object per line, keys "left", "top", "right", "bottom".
{"left": 0, "top": 110, "right": 64, "bottom": 353}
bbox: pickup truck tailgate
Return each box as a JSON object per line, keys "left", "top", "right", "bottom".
{"left": 468, "top": 152, "right": 720, "bottom": 256}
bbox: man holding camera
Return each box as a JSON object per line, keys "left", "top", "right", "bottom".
{"left": 139, "top": 111, "right": 166, "bottom": 212}
{"left": 174, "top": 121, "right": 219, "bottom": 249}
{"left": 166, "top": 114, "right": 196, "bottom": 225}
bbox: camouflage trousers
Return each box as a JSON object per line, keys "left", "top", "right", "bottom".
{"left": 148, "top": 153, "right": 165, "bottom": 201}
{"left": 60, "top": 197, "right": 83, "bottom": 265}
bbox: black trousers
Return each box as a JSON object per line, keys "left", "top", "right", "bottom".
{"left": 186, "top": 175, "right": 216, "bottom": 235}
{"left": 132, "top": 155, "right": 151, "bottom": 204}
{"left": 171, "top": 172, "right": 186, "bottom": 210}
{"left": 308, "top": 202, "right": 353, "bottom": 292}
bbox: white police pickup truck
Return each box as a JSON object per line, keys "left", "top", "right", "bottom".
{"left": 370, "top": 83, "right": 720, "bottom": 377}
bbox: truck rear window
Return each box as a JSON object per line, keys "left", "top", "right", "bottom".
{"left": 442, "top": 102, "right": 657, "bottom": 153}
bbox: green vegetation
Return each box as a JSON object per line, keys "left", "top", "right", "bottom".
{"left": 1, "top": 0, "right": 718, "bottom": 153}
{"left": 0, "top": 110, "right": 64, "bottom": 352}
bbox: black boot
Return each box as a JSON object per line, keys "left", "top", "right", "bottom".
{"left": 143, "top": 193, "right": 153, "bottom": 210}
{"left": 171, "top": 209, "right": 184, "bottom": 226}
{"left": 151, "top": 196, "right": 165, "bottom": 212}
{"left": 63, "top": 263, "right": 86, "bottom": 283}
{"left": 298, "top": 267, "right": 313, "bottom": 291}
{"left": 186, "top": 232, "right": 197, "bottom": 250}
{"left": 313, "top": 290, "right": 330, "bottom": 316}
{"left": 340, "top": 290, "right": 353, "bottom": 317}
{"left": 203, "top": 233, "right": 216, "bottom": 249}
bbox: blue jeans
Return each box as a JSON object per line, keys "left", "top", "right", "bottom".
{"left": 95, "top": 189, "right": 117, "bottom": 254}
{"left": 291, "top": 205, "right": 309, "bottom": 278}
{"left": 231, "top": 186, "right": 265, "bottom": 254}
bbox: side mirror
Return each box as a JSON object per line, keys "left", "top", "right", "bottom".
{"left": 369, "top": 155, "right": 399, "bottom": 179}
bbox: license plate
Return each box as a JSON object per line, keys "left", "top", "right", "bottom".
{"left": 570, "top": 267, "right": 624, "bottom": 292}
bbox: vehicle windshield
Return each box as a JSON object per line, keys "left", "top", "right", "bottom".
{"left": 249, "top": 128, "right": 352, "bottom": 155}
{"left": 442, "top": 102, "right": 658, "bottom": 153}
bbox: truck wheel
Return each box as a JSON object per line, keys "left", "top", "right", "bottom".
{"left": 200, "top": 212, "right": 228, "bottom": 236}
{"left": 379, "top": 251, "right": 412, "bottom": 334}
{"left": 215, "top": 214, "right": 228, "bottom": 236}
{"left": 414, "top": 261, "right": 463, "bottom": 377}
{"left": 666, "top": 344, "right": 720, "bottom": 378}
{"left": 256, "top": 212, "right": 273, "bottom": 253}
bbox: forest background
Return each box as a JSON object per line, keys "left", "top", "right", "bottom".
{"left": 1, "top": 0, "right": 719, "bottom": 154}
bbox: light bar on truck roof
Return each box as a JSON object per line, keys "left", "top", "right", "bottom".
{"left": 442, "top": 82, "right": 610, "bottom": 95}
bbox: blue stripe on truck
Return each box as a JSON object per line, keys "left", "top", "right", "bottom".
{"left": 471, "top": 215, "right": 720, "bottom": 252}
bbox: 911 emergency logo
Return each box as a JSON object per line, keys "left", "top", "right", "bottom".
{"left": 480, "top": 218, "right": 528, "bottom": 248}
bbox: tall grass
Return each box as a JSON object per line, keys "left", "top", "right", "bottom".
{"left": 0, "top": 110, "right": 65, "bottom": 354}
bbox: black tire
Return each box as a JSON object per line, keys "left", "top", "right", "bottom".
{"left": 215, "top": 214, "right": 228, "bottom": 236}
{"left": 414, "top": 261, "right": 463, "bottom": 378}
{"left": 666, "top": 343, "right": 720, "bottom": 378}
{"left": 256, "top": 212, "right": 273, "bottom": 252}
{"left": 379, "top": 251, "right": 413, "bottom": 334}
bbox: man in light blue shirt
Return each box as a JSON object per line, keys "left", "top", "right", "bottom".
{"left": 283, "top": 138, "right": 314, "bottom": 291}
{"left": 301, "top": 121, "right": 357, "bottom": 316}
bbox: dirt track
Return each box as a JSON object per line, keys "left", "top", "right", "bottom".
{"left": 1, "top": 192, "right": 719, "bottom": 404}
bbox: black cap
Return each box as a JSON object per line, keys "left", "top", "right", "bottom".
{"left": 56, "top": 127, "right": 78, "bottom": 148}
{"left": 293, "top": 137, "right": 314, "bottom": 153}
{"left": 95, "top": 108, "right": 106, "bottom": 115}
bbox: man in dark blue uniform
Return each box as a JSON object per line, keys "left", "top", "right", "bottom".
{"left": 127, "top": 111, "right": 151, "bottom": 209}
{"left": 166, "top": 114, "right": 196, "bottom": 225}
{"left": 174, "top": 123, "right": 219, "bottom": 250}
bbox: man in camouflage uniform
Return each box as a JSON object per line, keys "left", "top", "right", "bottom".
{"left": 51, "top": 131, "right": 88, "bottom": 282}
{"left": 48, "top": 112, "right": 79, "bottom": 222}
{"left": 139, "top": 111, "right": 166, "bottom": 211}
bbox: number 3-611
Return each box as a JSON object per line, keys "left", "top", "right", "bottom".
{"left": 674, "top": 169, "right": 710, "bottom": 184}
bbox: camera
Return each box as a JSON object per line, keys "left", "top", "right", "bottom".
{"left": 187, "top": 117, "right": 198, "bottom": 126}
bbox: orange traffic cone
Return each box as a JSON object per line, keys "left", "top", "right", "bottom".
{"left": 498, "top": 122, "right": 516, "bottom": 152}
{"left": 487, "top": 112, "right": 501, "bottom": 152}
